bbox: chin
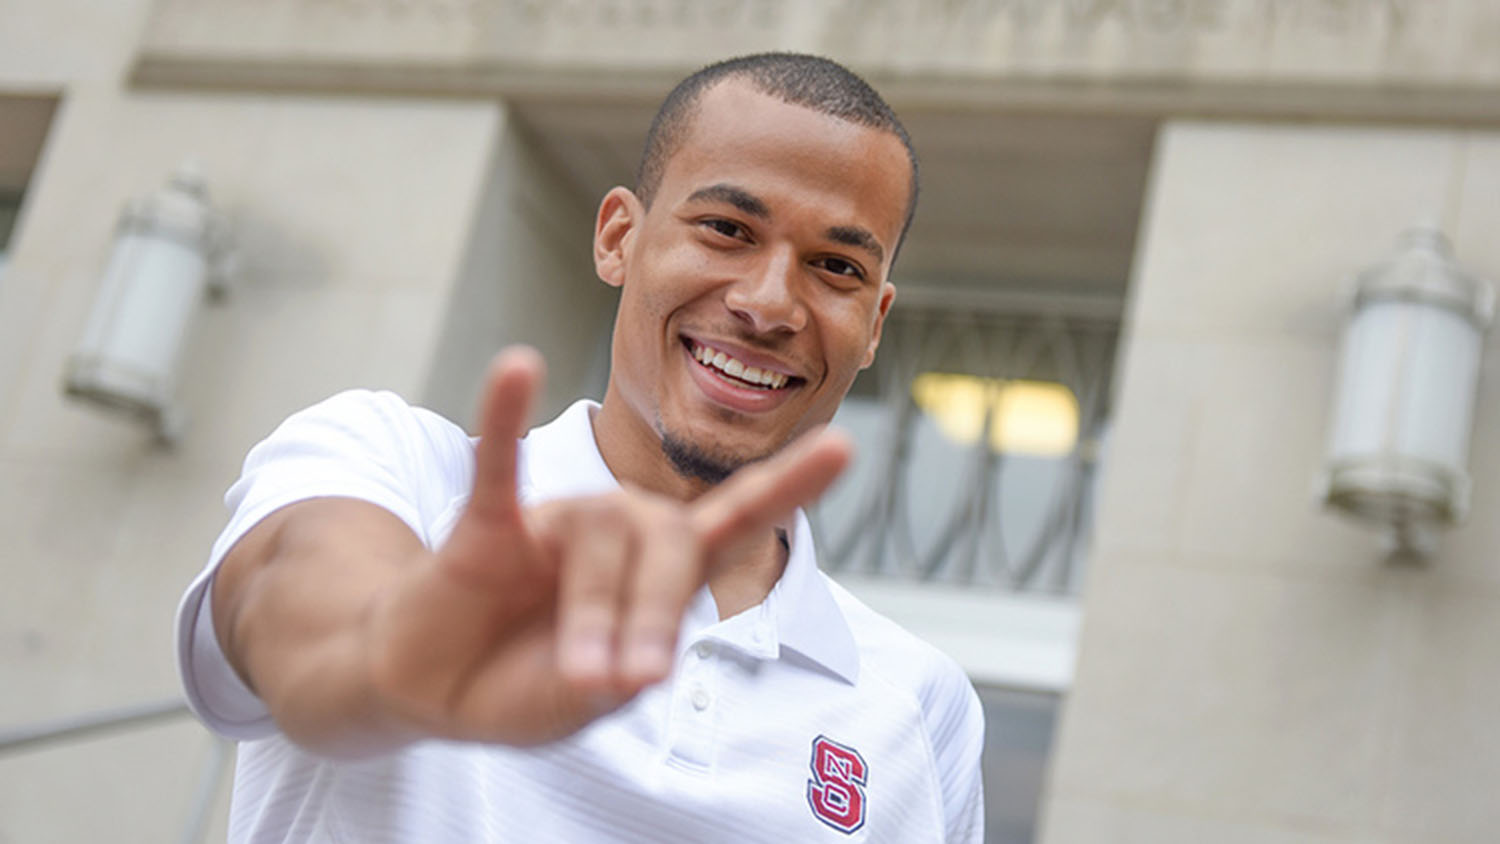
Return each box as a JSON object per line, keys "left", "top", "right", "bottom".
{"left": 657, "top": 420, "right": 781, "bottom": 485}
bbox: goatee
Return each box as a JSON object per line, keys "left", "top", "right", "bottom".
{"left": 660, "top": 431, "right": 742, "bottom": 485}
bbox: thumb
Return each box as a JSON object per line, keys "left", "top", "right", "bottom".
{"left": 691, "top": 428, "right": 852, "bottom": 551}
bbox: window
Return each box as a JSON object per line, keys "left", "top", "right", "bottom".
{"left": 814, "top": 306, "right": 1118, "bottom": 595}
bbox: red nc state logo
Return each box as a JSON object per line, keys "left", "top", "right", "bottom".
{"left": 806, "top": 735, "right": 868, "bottom": 834}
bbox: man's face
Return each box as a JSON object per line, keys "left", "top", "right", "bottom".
{"left": 595, "top": 79, "right": 909, "bottom": 482}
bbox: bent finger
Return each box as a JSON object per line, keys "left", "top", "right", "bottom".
{"left": 618, "top": 509, "right": 701, "bottom": 690}
{"left": 555, "top": 503, "right": 633, "bottom": 690}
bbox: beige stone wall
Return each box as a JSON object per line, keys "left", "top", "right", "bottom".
{"left": 1041, "top": 121, "right": 1500, "bottom": 843}
{"left": 130, "top": 0, "right": 1500, "bottom": 125}
{"left": 421, "top": 118, "right": 616, "bottom": 426}
{"left": 0, "top": 2, "right": 618, "bottom": 840}
{"left": 135, "top": 0, "right": 1488, "bottom": 83}
{"left": 0, "top": 91, "right": 502, "bottom": 839}
{"left": 0, "top": 0, "right": 145, "bottom": 88}
{"left": 11, "top": 1, "right": 1500, "bottom": 841}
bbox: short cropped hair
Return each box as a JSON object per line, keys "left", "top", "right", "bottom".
{"left": 636, "top": 52, "right": 920, "bottom": 253}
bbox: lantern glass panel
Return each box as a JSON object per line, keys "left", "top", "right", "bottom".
{"left": 1329, "top": 300, "right": 1404, "bottom": 460}
{"left": 1398, "top": 304, "right": 1481, "bottom": 469}
{"left": 102, "top": 233, "right": 204, "bottom": 384}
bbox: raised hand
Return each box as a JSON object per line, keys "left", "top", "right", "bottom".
{"left": 362, "top": 346, "right": 851, "bottom": 747}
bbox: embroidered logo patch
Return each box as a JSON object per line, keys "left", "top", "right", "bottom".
{"left": 806, "top": 734, "right": 868, "bottom": 834}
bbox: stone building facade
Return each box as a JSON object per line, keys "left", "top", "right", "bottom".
{"left": 3, "top": 1, "right": 1499, "bottom": 841}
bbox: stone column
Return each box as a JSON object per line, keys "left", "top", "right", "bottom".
{"left": 1041, "top": 120, "right": 1500, "bottom": 843}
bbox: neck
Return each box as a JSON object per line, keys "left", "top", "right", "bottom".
{"left": 706, "top": 528, "right": 790, "bottom": 619}
{"left": 592, "top": 388, "right": 788, "bottom": 618}
{"left": 593, "top": 385, "right": 707, "bottom": 501}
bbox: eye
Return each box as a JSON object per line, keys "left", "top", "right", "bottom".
{"left": 700, "top": 218, "right": 747, "bottom": 240}
{"left": 814, "top": 256, "right": 866, "bottom": 282}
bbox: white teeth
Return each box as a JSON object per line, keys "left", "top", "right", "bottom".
{"left": 690, "top": 342, "right": 791, "bottom": 390}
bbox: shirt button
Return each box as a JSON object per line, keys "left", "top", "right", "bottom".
{"left": 690, "top": 686, "right": 711, "bottom": 711}
{"left": 694, "top": 641, "right": 714, "bottom": 659}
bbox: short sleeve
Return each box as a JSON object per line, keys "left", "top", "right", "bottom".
{"left": 923, "top": 659, "right": 986, "bottom": 843}
{"left": 174, "top": 389, "right": 476, "bottom": 739}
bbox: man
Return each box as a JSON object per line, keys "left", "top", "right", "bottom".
{"left": 177, "top": 53, "right": 984, "bottom": 842}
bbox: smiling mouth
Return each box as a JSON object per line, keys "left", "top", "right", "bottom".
{"left": 684, "top": 339, "right": 800, "bottom": 391}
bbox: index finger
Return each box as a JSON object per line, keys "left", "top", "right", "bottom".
{"left": 468, "top": 346, "right": 546, "bottom": 523}
{"left": 690, "top": 428, "right": 853, "bottom": 550}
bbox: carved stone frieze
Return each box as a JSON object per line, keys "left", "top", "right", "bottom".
{"left": 132, "top": 0, "right": 1500, "bottom": 122}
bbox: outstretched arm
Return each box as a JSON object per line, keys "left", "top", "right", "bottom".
{"left": 211, "top": 346, "right": 851, "bottom": 758}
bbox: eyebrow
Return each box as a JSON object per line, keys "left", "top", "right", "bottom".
{"left": 686, "top": 183, "right": 770, "bottom": 219}
{"left": 826, "top": 225, "right": 885, "bottom": 266}
{"left": 686, "top": 182, "right": 886, "bottom": 266}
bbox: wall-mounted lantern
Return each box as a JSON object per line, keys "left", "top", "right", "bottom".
{"left": 1319, "top": 227, "right": 1493, "bottom": 555}
{"left": 62, "top": 164, "right": 231, "bottom": 444}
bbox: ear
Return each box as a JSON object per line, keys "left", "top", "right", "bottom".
{"left": 594, "top": 186, "right": 643, "bottom": 288}
{"left": 861, "top": 283, "right": 896, "bottom": 369}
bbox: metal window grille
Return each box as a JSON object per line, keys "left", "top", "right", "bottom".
{"left": 812, "top": 304, "right": 1119, "bottom": 595}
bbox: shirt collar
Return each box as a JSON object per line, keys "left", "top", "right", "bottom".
{"left": 517, "top": 399, "right": 620, "bottom": 502}
{"left": 519, "top": 399, "right": 860, "bottom": 685}
{"left": 767, "top": 509, "right": 860, "bottom": 684}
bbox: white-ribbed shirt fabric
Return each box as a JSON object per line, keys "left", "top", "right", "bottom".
{"left": 176, "top": 392, "right": 985, "bottom": 843}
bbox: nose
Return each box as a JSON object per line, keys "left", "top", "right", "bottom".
{"left": 723, "top": 246, "right": 808, "bottom": 335}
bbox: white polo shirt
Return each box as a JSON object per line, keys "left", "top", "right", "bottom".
{"left": 177, "top": 391, "right": 985, "bottom": 843}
